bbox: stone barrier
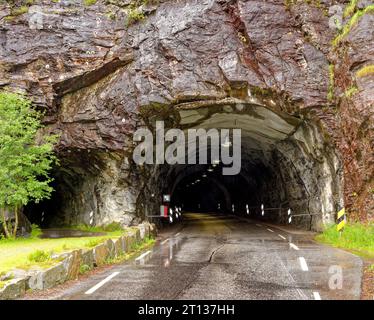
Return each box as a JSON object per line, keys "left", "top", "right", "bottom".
{"left": 0, "top": 223, "right": 156, "bottom": 300}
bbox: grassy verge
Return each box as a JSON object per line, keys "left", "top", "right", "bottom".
{"left": 0, "top": 226, "right": 128, "bottom": 275}
{"left": 315, "top": 223, "right": 374, "bottom": 259}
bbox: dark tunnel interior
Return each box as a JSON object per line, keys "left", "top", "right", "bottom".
{"left": 24, "top": 105, "right": 342, "bottom": 232}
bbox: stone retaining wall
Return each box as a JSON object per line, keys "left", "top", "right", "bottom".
{"left": 0, "top": 222, "right": 156, "bottom": 300}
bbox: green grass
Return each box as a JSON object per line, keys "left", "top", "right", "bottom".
{"left": 126, "top": 7, "right": 145, "bottom": 26}
{"left": 83, "top": 0, "right": 97, "bottom": 6}
{"left": 316, "top": 223, "right": 374, "bottom": 258}
{"left": 344, "top": 85, "right": 358, "bottom": 98}
{"left": 327, "top": 64, "right": 335, "bottom": 101}
{"left": 344, "top": 0, "right": 358, "bottom": 18}
{"left": 356, "top": 65, "right": 374, "bottom": 78}
{"left": 332, "top": 5, "right": 374, "bottom": 47}
{"left": 0, "top": 229, "right": 122, "bottom": 274}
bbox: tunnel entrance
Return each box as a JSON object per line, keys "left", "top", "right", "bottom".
{"left": 138, "top": 100, "right": 343, "bottom": 232}
{"left": 25, "top": 99, "right": 343, "bottom": 232}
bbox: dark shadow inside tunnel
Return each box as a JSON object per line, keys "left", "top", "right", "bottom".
{"left": 138, "top": 104, "right": 344, "bottom": 232}
{"left": 24, "top": 103, "right": 343, "bottom": 232}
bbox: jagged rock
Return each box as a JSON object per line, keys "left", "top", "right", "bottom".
{"left": 0, "top": 0, "right": 371, "bottom": 227}
{"left": 28, "top": 263, "right": 68, "bottom": 290}
{"left": 0, "top": 278, "right": 26, "bottom": 300}
{"left": 62, "top": 249, "right": 82, "bottom": 281}
{"left": 113, "top": 238, "right": 123, "bottom": 256}
{"left": 81, "top": 249, "right": 95, "bottom": 269}
{"left": 93, "top": 243, "right": 110, "bottom": 266}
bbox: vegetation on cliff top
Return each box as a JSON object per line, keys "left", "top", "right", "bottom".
{"left": 332, "top": 4, "right": 374, "bottom": 47}
{"left": 356, "top": 65, "right": 374, "bottom": 78}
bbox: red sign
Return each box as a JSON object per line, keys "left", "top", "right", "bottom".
{"left": 160, "top": 205, "right": 168, "bottom": 217}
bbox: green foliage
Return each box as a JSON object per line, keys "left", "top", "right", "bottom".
{"left": 344, "top": 0, "right": 358, "bottom": 18}
{"left": 0, "top": 91, "right": 58, "bottom": 238}
{"left": 327, "top": 64, "right": 335, "bottom": 101}
{"left": 11, "top": 5, "right": 28, "bottom": 16}
{"left": 85, "top": 238, "right": 103, "bottom": 248}
{"left": 102, "top": 222, "right": 122, "bottom": 232}
{"left": 27, "top": 249, "right": 51, "bottom": 263}
{"left": 333, "top": 5, "right": 374, "bottom": 47}
{"left": 344, "top": 85, "right": 358, "bottom": 98}
{"left": 126, "top": 6, "right": 145, "bottom": 26}
{"left": 30, "top": 224, "right": 42, "bottom": 238}
{"left": 316, "top": 223, "right": 374, "bottom": 258}
{"left": 79, "top": 264, "right": 92, "bottom": 274}
{"left": 83, "top": 0, "right": 97, "bottom": 6}
{"left": 356, "top": 65, "right": 374, "bottom": 78}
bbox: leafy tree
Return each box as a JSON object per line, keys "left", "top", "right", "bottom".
{"left": 0, "top": 91, "right": 58, "bottom": 238}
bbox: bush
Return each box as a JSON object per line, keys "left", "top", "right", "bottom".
{"left": 28, "top": 250, "right": 51, "bottom": 263}
{"left": 102, "top": 222, "right": 122, "bottom": 232}
{"left": 31, "top": 224, "right": 42, "bottom": 238}
{"left": 79, "top": 264, "right": 92, "bottom": 274}
{"left": 85, "top": 239, "right": 102, "bottom": 248}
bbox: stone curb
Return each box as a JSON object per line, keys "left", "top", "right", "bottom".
{"left": 0, "top": 222, "right": 156, "bottom": 300}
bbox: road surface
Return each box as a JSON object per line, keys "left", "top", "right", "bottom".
{"left": 28, "top": 213, "right": 363, "bottom": 300}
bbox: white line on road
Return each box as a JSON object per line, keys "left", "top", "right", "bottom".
{"left": 313, "top": 292, "right": 321, "bottom": 300}
{"left": 289, "top": 243, "right": 300, "bottom": 251}
{"left": 278, "top": 234, "right": 286, "bottom": 240}
{"left": 161, "top": 239, "right": 169, "bottom": 245}
{"left": 256, "top": 224, "right": 262, "bottom": 227}
{"left": 85, "top": 272, "right": 120, "bottom": 295}
{"left": 175, "top": 232, "right": 181, "bottom": 237}
{"left": 267, "top": 228, "right": 274, "bottom": 233}
{"left": 298, "top": 257, "right": 309, "bottom": 271}
{"left": 135, "top": 250, "right": 152, "bottom": 261}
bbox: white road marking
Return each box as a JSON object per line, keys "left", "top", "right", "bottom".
{"left": 313, "top": 292, "right": 321, "bottom": 300}
{"left": 161, "top": 239, "right": 169, "bottom": 245}
{"left": 290, "top": 243, "right": 300, "bottom": 251}
{"left": 135, "top": 250, "right": 152, "bottom": 261}
{"left": 267, "top": 228, "right": 274, "bottom": 233}
{"left": 298, "top": 257, "right": 309, "bottom": 271}
{"left": 85, "top": 272, "right": 120, "bottom": 295}
{"left": 256, "top": 224, "right": 262, "bottom": 227}
{"left": 175, "top": 232, "right": 181, "bottom": 237}
{"left": 278, "top": 234, "right": 286, "bottom": 240}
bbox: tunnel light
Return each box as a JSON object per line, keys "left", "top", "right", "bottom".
{"left": 261, "top": 204, "right": 264, "bottom": 210}
{"left": 169, "top": 215, "right": 173, "bottom": 223}
{"left": 288, "top": 216, "right": 292, "bottom": 224}
{"left": 208, "top": 167, "right": 214, "bottom": 172}
{"left": 288, "top": 209, "right": 292, "bottom": 216}
{"left": 202, "top": 174, "right": 207, "bottom": 178}
{"left": 232, "top": 204, "right": 235, "bottom": 213}
{"left": 246, "top": 204, "right": 249, "bottom": 215}
{"left": 213, "top": 159, "right": 220, "bottom": 165}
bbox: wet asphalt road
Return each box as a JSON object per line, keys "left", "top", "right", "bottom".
{"left": 46, "top": 213, "right": 363, "bottom": 300}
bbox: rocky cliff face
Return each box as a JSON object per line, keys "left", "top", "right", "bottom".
{"left": 0, "top": 0, "right": 372, "bottom": 227}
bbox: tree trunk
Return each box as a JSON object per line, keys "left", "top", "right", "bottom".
{"left": 1, "top": 207, "right": 11, "bottom": 238}
{"left": 13, "top": 205, "right": 19, "bottom": 238}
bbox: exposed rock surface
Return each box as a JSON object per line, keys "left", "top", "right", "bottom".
{"left": 0, "top": 0, "right": 372, "bottom": 227}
